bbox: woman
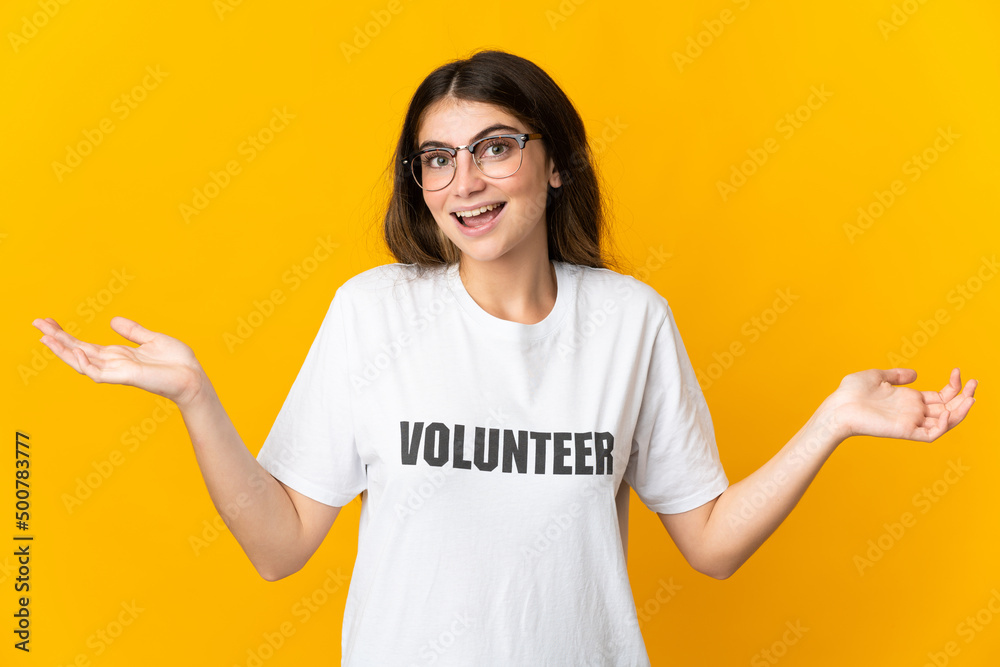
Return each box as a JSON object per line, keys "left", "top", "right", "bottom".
{"left": 32, "top": 49, "right": 977, "bottom": 665}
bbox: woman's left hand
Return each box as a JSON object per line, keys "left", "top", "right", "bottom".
{"left": 825, "top": 367, "right": 977, "bottom": 442}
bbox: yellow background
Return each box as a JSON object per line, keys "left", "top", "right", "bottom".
{"left": 2, "top": 0, "right": 998, "bottom": 665}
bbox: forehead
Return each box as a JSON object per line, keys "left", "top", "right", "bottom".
{"left": 416, "top": 98, "right": 523, "bottom": 143}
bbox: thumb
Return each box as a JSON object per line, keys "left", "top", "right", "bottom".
{"left": 109, "top": 316, "right": 158, "bottom": 346}
{"left": 880, "top": 367, "right": 917, "bottom": 385}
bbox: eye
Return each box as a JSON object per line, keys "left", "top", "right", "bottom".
{"left": 475, "top": 137, "right": 517, "bottom": 160}
{"left": 419, "top": 150, "right": 452, "bottom": 169}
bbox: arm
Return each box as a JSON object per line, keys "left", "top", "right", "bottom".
{"left": 659, "top": 367, "right": 977, "bottom": 580}
{"left": 33, "top": 316, "right": 341, "bottom": 581}
{"left": 178, "top": 372, "right": 342, "bottom": 581}
{"left": 659, "top": 403, "right": 843, "bottom": 579}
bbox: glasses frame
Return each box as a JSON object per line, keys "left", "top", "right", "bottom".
{"left": 402, "top": 133, "right": 544, "bottom": 191}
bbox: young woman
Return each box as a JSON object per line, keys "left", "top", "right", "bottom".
{"left": 32, "top": 50, "right": 977, "bottom": 665}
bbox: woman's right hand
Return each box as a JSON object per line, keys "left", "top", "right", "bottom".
{"left": 32, "top": 316, "right": 207, "bottom": 408}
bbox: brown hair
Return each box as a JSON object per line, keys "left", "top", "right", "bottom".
{"left": 379, "top": 49, "right": 625, "bottom": 276}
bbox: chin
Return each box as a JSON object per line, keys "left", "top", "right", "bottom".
{"left": 453, "top": 244, "right": 510, "bottom": 264}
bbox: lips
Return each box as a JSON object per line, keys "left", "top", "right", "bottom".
{"left": 454, "top": 202, "right": 505, "bottom": 227}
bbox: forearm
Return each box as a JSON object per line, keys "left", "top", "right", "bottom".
{"left": 699, "top": 399, "right": 848, "bottom": 578}
{"left": 177, "top": 371, "right": 308, "bottom": 578}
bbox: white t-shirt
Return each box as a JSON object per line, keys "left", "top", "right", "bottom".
{"left": 255, "top": 260, "right": 730, "bottom": 666}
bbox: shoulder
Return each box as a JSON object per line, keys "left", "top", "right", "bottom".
{"left": 332, "top": 262, "right": 449, "bottom": 306}
{"left": 562, "top": 262, "right": 671, "bottom": 323}
{"left": 338, "top": 262, "right": 431, "bottom": 290}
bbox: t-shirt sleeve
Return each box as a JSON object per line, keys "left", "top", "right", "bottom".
{"left": 255, "top": 288, "right": 366, "bottom": 507}
{"left": 625, "top": 300, "right": 729, "bottom": 514}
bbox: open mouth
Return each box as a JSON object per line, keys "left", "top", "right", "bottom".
{"left": 452, "top": 202, "right": 506, "bottom": 227}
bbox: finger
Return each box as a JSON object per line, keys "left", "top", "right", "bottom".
{"left": 920, "top": 390, "right": 944, "bottom": 406}
{"left": 880, "top": 368, "right": 917, "bottom": 386}
{"left": 936, "top": 368, "right": 963, "bottom": 403}
{"left": 964, "top": 378, "right": 978, "bottom": 398}
{"left": 914, "top": 408, "right": 950, "bottom": 442}
{"left": 927, "top": 395, "right": 974, "bottom": 428}
{"left": 938, "top": 378, "right": 977, "bottom": 414}
{"left": 925, "top": 390, "right": 974, "bottom": 417}
{"left": 928, "top": 409, "right": 951, "bottom": 441}
{"left": 45, "top": 326, "right": 104, "bottom": 359}
{"left": 39, "top": 328, "right": 108, "bottom": 375}
{"left": 109, "top": 317, "right": 157, "bottom": 346}
{"left": 920, "top": 369, "right": 969, "bottom": 405}
{"left": 41, "top": 334, "right": 85, "bottom": 374}
{"left": 33, "top": 317, "right": 68, "bottom": 335}
{"left": 924, "top": 402, "right": 949, "bottom": 418}
{"left": 948, "top": 395, "right": 975, "bottom": 425}
{"left": 31, "top": 318, "right": 61, "bottom": 336}
{"left": 73, "top": 347, "right": 107, "bottom": 383}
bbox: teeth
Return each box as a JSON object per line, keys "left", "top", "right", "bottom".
{"left": 455, "top": 203, "right": 502, "bottom": 218}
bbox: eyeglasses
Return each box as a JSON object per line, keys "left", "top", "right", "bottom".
{"left": 402, "top": 133, "right": 543, "bottom": 191}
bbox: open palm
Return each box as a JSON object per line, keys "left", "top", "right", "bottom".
{"left": 32, "top": 316, "right": 204, "bottom": 407}
{"left": 830, "top": 367, "right": 977, "bottom": 442}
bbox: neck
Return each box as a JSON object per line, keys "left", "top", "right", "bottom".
{"left": 458, "top": 250, "right": 557, "bottom": 326}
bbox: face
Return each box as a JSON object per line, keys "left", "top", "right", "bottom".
{"left": 414, "top": 98, "right": 562, "bottom": 267}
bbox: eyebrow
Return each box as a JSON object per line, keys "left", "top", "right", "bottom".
{"left": 417, "top": 123, "right": 521, "bottom": 151}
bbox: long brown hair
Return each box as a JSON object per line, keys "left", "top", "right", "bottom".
{"left": 380, "top": 49, "right": 625, "bottom": 275}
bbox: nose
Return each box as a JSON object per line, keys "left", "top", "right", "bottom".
{"left": 451, "top": 150, "right": 486, "bottom": 197}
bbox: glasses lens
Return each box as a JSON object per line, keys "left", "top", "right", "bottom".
{"left": 413, "top": 150, "right": 454, "bottom": 190}
{"left": 474, "top": 137, "right": 522, "bottom": 178}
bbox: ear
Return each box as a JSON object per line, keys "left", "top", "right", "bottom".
{"left": 547, "top": 158, "right": 562, "bottom": 189}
